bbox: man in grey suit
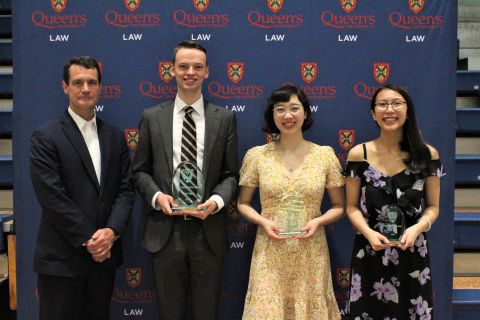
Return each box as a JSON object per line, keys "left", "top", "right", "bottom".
{"left": 133, "top": 41, "right": 238, "bottom": 320}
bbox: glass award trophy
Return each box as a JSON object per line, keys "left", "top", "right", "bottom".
{"left": 378, "top": 204, "right": 406, "bottom": 245}
{"left": 277, "top": 192, "right": 307, "bottom": 237}
{"left": 172, "top": 161, "right": 204, "bottom": 212}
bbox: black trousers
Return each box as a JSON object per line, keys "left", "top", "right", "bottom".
{"left": 152, "top": 217, "right": 224, "bottom": 320}
{"left": 37, "top": 263, "right": 115, "bottom": 320}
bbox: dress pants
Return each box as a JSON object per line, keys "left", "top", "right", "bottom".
{"left": 152, "top": 216, "right": 224, "bottom": 320}
{"left": 38, "top": 263, "right": 115, "bottom": 320}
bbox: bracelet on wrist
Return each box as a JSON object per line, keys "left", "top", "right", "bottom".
{"left": 418, "top": 218, "right": 431, "bottom": 232}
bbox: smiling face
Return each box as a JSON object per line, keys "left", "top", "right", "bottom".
{"left": 172, "top": 47, "right": 209, "bottom": 101}
{"left": 372, "top": 88, "right": 408, "bottom": 132}
{"left": 273, "top": 94, "right": 306, "bottom": 135}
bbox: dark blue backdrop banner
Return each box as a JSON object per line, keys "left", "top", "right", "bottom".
{"left": 12, "top": 1, "right": 457, "bottom": 319}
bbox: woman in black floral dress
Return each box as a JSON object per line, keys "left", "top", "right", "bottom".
{"left": 344, "top": 84, "right": 444, "bottom": 320}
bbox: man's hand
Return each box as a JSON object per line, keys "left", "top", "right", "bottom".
{"left": 155, "top": 193, "right": 177, "bottom": 215}
{"left": 177, "top": 199, "right": 218, "bottom": 220}
{"left": 83, "top": 228, "right": 116, "bottom": 262}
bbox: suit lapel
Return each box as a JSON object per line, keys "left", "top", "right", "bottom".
{"left": 203, "top": 101, "right": 221, "bottom": 179}
{"left": 155, "top": 102, "right": 174, "bottom": 176}
{"left": 61, "top": 111, "right": 100, "bottom": 191}
{"left": 97, "top": 118, "right": 110, "bottom": 195}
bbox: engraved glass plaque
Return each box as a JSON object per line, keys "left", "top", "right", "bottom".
{"left": 277, "top": 192, "right": 307, "bottom": 237}
{"left": 172, "top": 161, "right": 204, "bottom": 212}
{"left": 378, "top": 204, "right": 406, "bottom": 245}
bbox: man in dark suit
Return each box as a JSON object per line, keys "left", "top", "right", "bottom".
{"left": 133, "top": 41, "right": 238, "bottom": 319}
{"left": 29, "top": 56, "right": 134, "bottom": 320}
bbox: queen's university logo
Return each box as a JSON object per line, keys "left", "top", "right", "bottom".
{"left": 50, "top": 0, "right": 67, "bottom": 13}
{"left": 124, "top": 0, "right": 141, "bottom": 12}
{"left": 228, "top": 62, "right": 244, "bottom": 83}
{"left": 125, "top": 129, "right": 139, "bottom": 151}
{"left": 268, "top": 0, "right": 284, "bottom": 13}
{"left": 301, "top": 63, "right": 317, "bottom": 84}
{"left": 374, "top": 63, "right": 390, "bottom": 85}
{"left": 193, "top": 0, "right": 210, "bottom": 12}
{"left": 339, "top": 129, "right": 355, "bottom": 151}
{"left": 337, "top": 268, "right": 350, "bottom": 288}
{"left": 159, "top": 62, "right": 174, "bottom": 83}
{"left": 126, "top": 267, "right": 142, "bottom": 288}
{"left": 340, "top": 0, "right": 356, "bottom": 13}
{"left": 408, "top": 0, "right": 425, "bottom": 14}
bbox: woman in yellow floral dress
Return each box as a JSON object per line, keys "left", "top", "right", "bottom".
{"left": 237, "top": 85, "right": 345, "bottom": 320}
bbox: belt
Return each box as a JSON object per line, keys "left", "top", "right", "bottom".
{"left": 173, "top": 214, "right": 200, "bottom": 221}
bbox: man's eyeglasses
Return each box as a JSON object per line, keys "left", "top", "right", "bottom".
{"left": 374, "top": 100, "right": 406, "bottom": 111}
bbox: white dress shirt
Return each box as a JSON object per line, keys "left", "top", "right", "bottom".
{"left": 68, "top": 107, "right": 101, "bottom": 184}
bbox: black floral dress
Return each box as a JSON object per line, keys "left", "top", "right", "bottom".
{"left": 344, "top": 148, "right": 445, "bottom": 320}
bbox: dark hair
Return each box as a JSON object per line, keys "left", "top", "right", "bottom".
{"left": 63, "top": 56, "right": 101, "bottom": 84}
{"left": 262, "top": 84, "right": 313, "bottom": 135}
{"left": 172, "top": 40, "right": 208, "bottom": 65}
{"left": 371, "top": 84, "right": 431, "bottom": 172}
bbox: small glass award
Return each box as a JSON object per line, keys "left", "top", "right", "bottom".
{"left": 172, "top": 161, "right": 204, "bottom": 212}
{"left": 378, "top": 204, "right": 406, "bottom": 245}
{"left": 277, "top": 192, "right": 307, "bottom": 237}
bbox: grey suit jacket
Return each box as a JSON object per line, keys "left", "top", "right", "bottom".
{"left": 133, "top": 100, "right": 238, "bottom": 256}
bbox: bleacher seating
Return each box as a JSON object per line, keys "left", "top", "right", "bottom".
{"left": 453, "top": 69, "right": 480, "bottom": 318}
{"left": 454, "top": 212, "right": 480, "bottom": 249}
{"left": 456, "top": 108, "right": 480, "bottom": 134}
{"left": 0, "top": 68, "right": 12, "bottom": 98}
{"left": 453, "top": 289, "right": 480, "bottom": 320}
{"left": 0, "top": 39, "right": 11, "bottom": 66}
{"left": 457, "top": 70, "right": 480, "bottom": 96}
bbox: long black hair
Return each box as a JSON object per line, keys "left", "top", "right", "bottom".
{"left": 370, "top": 84, "right": 431, "bottom": 173}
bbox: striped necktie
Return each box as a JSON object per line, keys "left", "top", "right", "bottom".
{"left": 181, "top": 106, "right": 197, "bottom": 164}
{"left": 179, "top": 106, "right": 198, "bottom": 206}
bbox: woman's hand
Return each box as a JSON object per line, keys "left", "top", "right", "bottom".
{"left": 295, "top": 217, "right": 322, "bottom": 239}
{"left": 260, "top": 218, "right": 283, "bottom": 240}
{"left": 396, "top": 224, "right": 424, "bottom": 250}
{"left": 364, "top": 229, "right": 392, "bottom": 251}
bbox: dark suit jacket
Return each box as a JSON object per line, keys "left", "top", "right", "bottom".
{"left": 133, "top": 100, "right": 238, "bottom": 256}
{"left": 30, "top": 110, "right": 134, "bottom": 277}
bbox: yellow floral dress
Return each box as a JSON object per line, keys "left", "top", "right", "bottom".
{"left": 240, "top": 142, "right": 344, "bottom": 320}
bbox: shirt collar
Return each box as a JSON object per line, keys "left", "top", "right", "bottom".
{"left": 68, "top": 106, "right": 97, "bottom": 131}
{"left": 174, "top": 95, "right": 204, "bottom": 117}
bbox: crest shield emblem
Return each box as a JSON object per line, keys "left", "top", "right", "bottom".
{"left": 336, "top": 268, "right": 350, "bottom": 288}
{"left": 301, "top": 63, "right": 317, "bottom": 84}
{"left": 51, "top": 0, "right": 67, "bottom": 13}
{"left": 340, "top": 0, "right": 356, "bottom": 13}
{"left": 339, "top": 129, "right": 355, "bottom": 151}
{"left": 408, "top": 0, "right": 425, "bottom": 14}
{"left": 159, "top": 62, "right": 174, "bottom": 83}
{"left": 124, "top": 0, "right": 141, "bottom": 12}
{"left": 268, "top": 0, "right": 284, "bottom": 13}
{"left": 374, "top": 63, "right": 390, "bottom": 84}
{"left": 125, "top": 129, "right": 139, "bottom": 151}
{"left": 125, "top": 267, "right": 142, "bottom": 288}
{"left": 228, "top": 62, "right": 244, "bottom": 83}
{"left": 193, "top": 0, "right": 210, "bottom": 12}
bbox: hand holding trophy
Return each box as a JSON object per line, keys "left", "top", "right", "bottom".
{"left": 378, "top": 204, "right": 406, "bottom": 245}
{"left": 172, "top": 161, "right": 204, "bottom": 213}
{"left": 277, "top": 192, "right": 307, "bottom": 238}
